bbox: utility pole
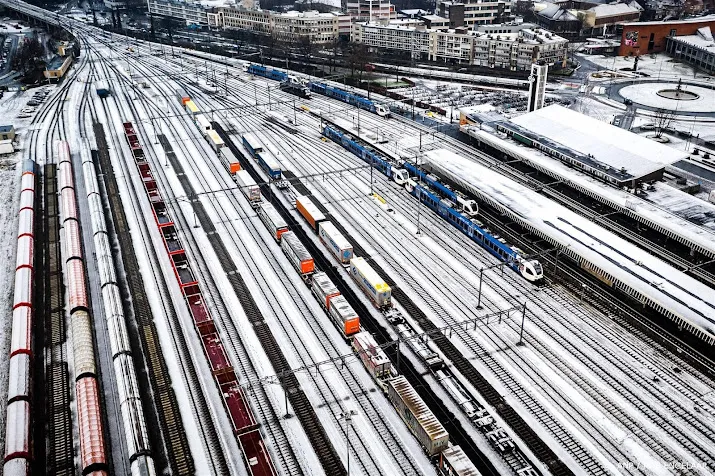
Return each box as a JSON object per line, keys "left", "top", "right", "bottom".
{"left": 517, "top": 301, "right": 528, "bottom": 346}
{"left": 477, "top": 267, "right": 484, "bottom": 309}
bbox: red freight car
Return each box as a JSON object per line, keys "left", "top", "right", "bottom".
{"left": 220, "top": 380, "right": 258, "bottom": 434}
{"left": 239, "top": 429, "right": 278, "bottom": 476}
{"left": 76, "top": 377, "right": 107, "bottom": 472}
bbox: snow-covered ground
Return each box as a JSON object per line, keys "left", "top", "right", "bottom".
{"left": 619, "top": 82, "right": 715, "bottom": 113}
{"left": 580, "top": 52, "right": 712, "bottom": 81}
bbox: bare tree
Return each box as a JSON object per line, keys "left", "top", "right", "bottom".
{"left": 346, "top": 42, "right": 368, "bottom": 80}
{"left": 653, "top": 108, "right": 675, "bottom": 138}
{"left": 13, "top": 37, "right": 44, "bottom": 76}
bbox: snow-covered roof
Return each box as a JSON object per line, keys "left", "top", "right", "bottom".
{"left": 588, "top": 2, "right": 641, "bottom": 17}
{"left": 509, "top": 105, "right": 687, "bottom": 179}
{"left": 426, "top": 148, "right": 715, "bottom": 339}
{"left": 670, "top": 26, "right": 715, "bottom": 49}
{"left": 622, "top": 13, "right": 715, "bottom": 26}
{"left": 536, "top": 3, "right": 579, "bottom": 21}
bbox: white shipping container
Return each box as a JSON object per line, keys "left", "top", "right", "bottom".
{"left": 327, "top": 295, "right": 359, "bottom": 335}
{"left": 350, "top": 257, "right": 391, "bottom": 308}
{"left": 281, "top": 231, "right": 314, "bottom": 274}
{"left": 311, "top": 272, "right": 340, "bottom": 309}
{"left": 195, "top": 114, "right": 212, "bottom": 134}
{"left": 318, "top": 221, "right": 353, "bottom": 264}
{"left": 257, "top": 202, "right": 288, "bottom": 240}
{"left": 235, "top": 170, "right": 261, "bottom": 204}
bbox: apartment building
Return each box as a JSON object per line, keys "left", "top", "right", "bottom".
{"left": 460, "top": 0, "right": 512, "bottom": 26}
{"left": 147, "top": 0, "right": 210, "bottom": 25}
{"left": 346, "top": 0, "right": 396, "bottom": 21}
{"left": 353, "top": 21, "right": 568, "bottom": 70}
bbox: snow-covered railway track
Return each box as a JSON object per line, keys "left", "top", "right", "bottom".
{"left": 90, "top": 50, "right": 232, "bottom": 475}
{"left": 291, "top": 128, "right": 715, "bottom": 473}
{"left": 158, "top": 76, "right": 425, "bottom": 476}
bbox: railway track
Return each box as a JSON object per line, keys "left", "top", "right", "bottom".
{"left": 116, "top": 40, "right": 437, "bottom": 476}
{"left": 288, "top": 126, "right": 715, "bottom": 472}
{"left": 91, "top": 44, "right": 312, "bottom": 475}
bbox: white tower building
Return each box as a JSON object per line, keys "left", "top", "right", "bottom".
{"left": 527, "top": 62, "right": 548, "bottom": 113}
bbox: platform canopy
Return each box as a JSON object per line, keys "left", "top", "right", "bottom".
{"left": 509, "top": 105, "right": 688, "bottom": 181}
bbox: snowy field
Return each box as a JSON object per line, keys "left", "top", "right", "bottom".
{"left": 580, "top": 52, "right": 712, "bottom": 81}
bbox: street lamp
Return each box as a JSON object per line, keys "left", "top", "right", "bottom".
{"left": 339, "top": 410, "right": 358, "bottom": 475}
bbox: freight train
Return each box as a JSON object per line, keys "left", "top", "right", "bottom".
{"left": 321, "top": 125, "right": 545, "bottom": 283}
{"left": 223, "top": 127, "right": 481, "bottom": 472}
{"left": 175, "top": 89, "right": 243, "bottom": 176}
{"left": 243, "top": 63, "right": 390, "bottom": 117}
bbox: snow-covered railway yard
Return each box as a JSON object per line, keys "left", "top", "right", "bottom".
{"left": 2, "top": 1, "right": 715, "bottom": 475}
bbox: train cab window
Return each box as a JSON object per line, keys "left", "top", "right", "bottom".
{"left": 524, "top": 267, "right": 534, "bottom": 276}
{"left": 533, "top": 262, "right": 543, "bottom": 275}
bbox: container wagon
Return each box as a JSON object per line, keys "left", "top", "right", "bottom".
{"left": 176, "top": 88, "right": 190, "bottom": 105}
{"left": 327, "top": 295, "right": 360, "bottom": 337}
{"left": 235, "top": 170, "right": 261, "bottom": 205}
{"left": 207, "top": 130, "right": 224, "bottom": 151}
{"left": 439, "top": 445, "right": 482, "bottom": 476}
{"left": 350, "top": 257, "right": 391, "bottom": 308}
{"left": 318, "top": 221, "right": 353, "bottom": 265}
{"left": 352, "top": 331, "right": 390, "bottom": 379}
{"left": 195, "top": 114, "right": 212, "bottom": 135}
{"left": 311, "top": 272, "right": 340, "bottom": 309}
{"left": 295, "top": 195, "right": 327, "bottom": 231}
{"left": 256, "top": 150, "right": 282, "bottom": 180}
{"left": 387, "top": 375, "right": 449, "bottom": 456}
{"left": 185, "top": 100, "right": 199, "bottom": 116}
{"left": 242, "top": 133, "right": 263, "bottom": 158}
{"left": 220, "top": 147, "right": 241, "bottom": 174}
{"left": 281, "top": 231, "right": 314, "bottom": 275}
{"left": 257, "top": 202, "right": 289, "bottom": 241}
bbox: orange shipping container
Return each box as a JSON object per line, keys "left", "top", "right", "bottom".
{"left": 230, "top": 162, "right": 241, "bottom": 173}
{"left": 295, "top": 195, "right": 326, "bottom": 230}
{"left": 76, "top": 377, "right": 107, "bottom": 471}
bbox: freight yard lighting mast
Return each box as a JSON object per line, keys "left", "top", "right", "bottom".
{"left": 340, "top": 410, "right": 358, "bottom": 475}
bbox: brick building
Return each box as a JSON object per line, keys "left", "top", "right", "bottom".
{"left": 619, "top": 15, "right": 715, "bottom": 56}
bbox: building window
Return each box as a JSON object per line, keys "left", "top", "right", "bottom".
{"left": 670, "top": 29, "right": 676, "bottom": 37}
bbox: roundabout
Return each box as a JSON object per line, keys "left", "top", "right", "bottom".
{"left": 611, "top": 79, "right": 715, "bottom": 116}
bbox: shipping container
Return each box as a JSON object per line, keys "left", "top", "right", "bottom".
{"left": 195, "top": 114, "right": 212, "bottom": 134}
{"left": 7, "top": 354, "right": 30, "bottom": 402}
{"left": 311, "top": 272, "right": 340, "bottom": 309}
{"left": 295, "top": 195, "right": 327, "bottom": 230}
{"left": 318, "top": 221, "right": 353, "bottom": 264}
{"left": 256, "top": 202, "right": 288, "bottom": 241}
{"left": 185, "top": 100, "right": 199, "bottom": 116}
{"left": 281, "top": 231, "right": 314, "bottom": 274}
{"left": 176, "top": 88, "right": 190, "bottom": 105}
{"left": 327, "top": 295, "right": 360, "bottom": 337}
{"left": 439, "top": 445, "right": 482, "bottom": 476}
{"left": 207, "top": 130, "right": 225, "bottom": 151}
{"left": 352, "top": 331, "right": 390, "bottom": 379}
{"left": 256, "top": 150, "right": 282, "bottom": 180}
{"left": 350, "top": 257, "right": 391, "bottom": 308}
{"left": 234, "top": 170, "right": 261, "bottom": 204}
{"left": 76, "top": 377, "right": 107, "bottom": 471}
{"left": 4, "top": 400, "right": 30, "bottom": 460}
{"left": 242, "top": 133, "right": 263, "bottom": 158}
{"left": 72, "top": 310, "right": 97, "bottom": 379}
{"left": 387, "top": 375, "right": 449, "bottom": 456}
{"left": 220, "top": 147, "right": 241, "bottom": 174}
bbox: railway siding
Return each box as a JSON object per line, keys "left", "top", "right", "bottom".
{"left": 93, "top": 123, "right": 195, "bottom": 476}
